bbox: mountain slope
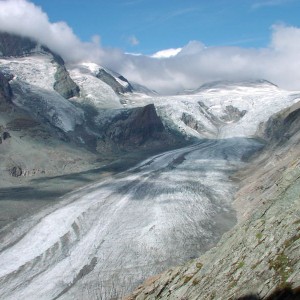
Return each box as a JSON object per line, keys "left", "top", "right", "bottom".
{"left": 1, "top": 31, "right": 300, "bottom": 300}
{"left": 0, "top": 33, "right": 182, "bottom": 231}
{"left": 125, "top": 101, "right": 300, "bottom": 300}
{"left": 0, "top": 32, "right": 180, "bottom": 152}
{"left": 144, "top": 81, "right": 299, "bottom": 141}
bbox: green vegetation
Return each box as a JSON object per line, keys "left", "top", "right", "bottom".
{"left": 256, "top": 232, "right": 263, "bottom": 240}
{"left": 237, "top": 261, "right": 245, "bottom": 269}
{"left": 268, "top": 253, "right": 293, "bottom": 285}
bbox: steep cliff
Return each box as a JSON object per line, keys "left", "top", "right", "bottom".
{"left": 96, "top": 104, "right": 181, "bottom": 153}
{"left": 0, "top": 71, "right": 12, "bottom": 106}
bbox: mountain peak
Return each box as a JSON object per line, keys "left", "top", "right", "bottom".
{"left": 196, "top": 79, "right": 277, "bottom": 91}
{"left": 179, "top": 79, "right": 278, "bottom": 95}
{"left": 0, "top": 31, "right": 64, "bottom": 65}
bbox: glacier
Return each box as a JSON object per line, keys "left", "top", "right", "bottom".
{"left": 0, "top": 138, "right": 263, "bottom": 299}
{"left": 1, "top": 53, "right": 300, "bottom": 299}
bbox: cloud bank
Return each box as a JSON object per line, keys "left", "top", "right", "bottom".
{"left": 1, "top": 0, "right": 300, "bottom": 94}
{"left": 152, "top": 48, "right": 182, "bottom": 58}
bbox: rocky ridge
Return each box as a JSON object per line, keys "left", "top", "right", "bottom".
{"left": 0, "top": 32, "right": 180, "bottom": 154}
{"left": 96, "top": 68, "right": 133, "bottom": 94}
{"left": 125, "top": 102, "right": 300, "bottom": 299}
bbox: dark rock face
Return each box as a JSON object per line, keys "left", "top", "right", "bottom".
{"left": 259, "top": 101, "right": 300, "bottom": 144}
{"left": 53, "top": 64, "right": 80, "bottom": 99}
{"left": 9, "top": 166, "right": 23, "bottom": 177}
{"left": 220, "top": 105, "right": 247, "bottom": 123}
{"left": 181, "top": 112, "right": 206, "bottom": 133}
{"left": 0, "top": 71, "right": 12, "bottom": 104}
{"left": 0, "top": 32, "right": 37, "bottom": 57}
{"left": 107, "top": 104, "right": 165, "bottom": 145}
{"left": 96, "top": 69, "right": 133, "bottom": 94}
{"left": 98, "top": 104, "right": 174, "bottom": 151}
{"left": 0, "top": 31, "right": 64, "bottom": 65}
{"left": 2, "top": 132, "right": 11, "bottom": 140}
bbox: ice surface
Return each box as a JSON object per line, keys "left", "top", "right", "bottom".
{"left": 0, "top": 139, "right": 263, "bottom": 300}
{"left": 0, "top": 55, "right": 56, "bottom": 90}
{"left": 0, "top": 54, "right": 85, "bottom": 132}
{"left": 69, "top": 64, "right": 122, "bottom": 109}
{"left": 146, "top": 83, "right": 300, "bottom": 140}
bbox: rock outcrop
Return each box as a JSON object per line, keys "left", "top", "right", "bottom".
{"left": 258, "top": 101, "right": 300, "bottom": 145}
{"left": 96, "top": 68, "right": 133, "bottom": 94}
{"left": 220, "top": 105, "right": 247, "bottom": 123}
{"left": 0, "top": 32, "right": 80, "bottom": 100}
{"left": 97, "top": 104, "right": 179, "bottom": 153}
{"left": 125, "top": 102, "right": 300, "bottom": 300}
{"left": 0, "top": 32, "right": 38, "bottom": 57}
{"left": 0, "top": 71, "right": 12, "bottom": 104}
{"left": 53, "top": 64, "right": 80, "bottom": 99}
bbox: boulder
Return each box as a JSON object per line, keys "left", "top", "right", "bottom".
{"left": 2, "top": 131, "right": 11, "bottom": 140}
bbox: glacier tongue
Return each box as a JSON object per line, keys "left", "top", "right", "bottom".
{"left": 0, "top": 138, "right": 263, "bottom": 300}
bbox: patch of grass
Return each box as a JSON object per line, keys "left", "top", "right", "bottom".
{"left": 269, "top": 253, "right": 293, "bottom": 285}
{"left": 237, "top": 261, "right": 245, "bottom": 269}
{"left": 256, "top": 232, "right": 263, "bottom": 240}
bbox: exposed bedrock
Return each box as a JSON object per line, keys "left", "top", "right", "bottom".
{"left": 97, "top": 104, "right": 181, "bottom": 153}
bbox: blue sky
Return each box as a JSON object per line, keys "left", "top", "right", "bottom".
{"left": 1, "top": 0, "right": 300, "bottom": 93}
{"left": 30, "top": 0, "right": 300, "bottom": 54}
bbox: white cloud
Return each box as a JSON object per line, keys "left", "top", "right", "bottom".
{"left": 0, "top": 0, "right": 104, "bottom": 62}
{"left": 128, "top": 35, "right": 139, "bottom": 46}
{"left": 1, "top": 0, "right": 300, "bottom": 94}
{"left": 115, "top": 26, "right": 300, "bottom": 94}
{"left": 151, "top": 48, "right": 182, "bottom": 58}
